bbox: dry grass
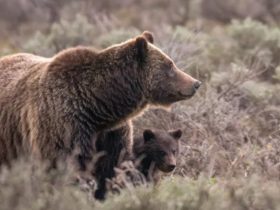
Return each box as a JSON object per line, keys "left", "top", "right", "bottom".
{"left": 1, "top": 160, "right": 280, "bottom": 210}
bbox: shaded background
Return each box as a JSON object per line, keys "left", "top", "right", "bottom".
{"left": 1, "top": 0, "right": 280, "bottom": 54}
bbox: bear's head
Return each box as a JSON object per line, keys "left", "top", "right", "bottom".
{"left": 141, "top": 128, "right": 182, "bottom": 173}
{"left": 134, "top": 31, "right": 201, "bottom": 106}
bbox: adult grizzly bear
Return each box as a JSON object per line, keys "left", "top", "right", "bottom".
{"left": 0, "top": 31, "right": 200, "bottom": 189}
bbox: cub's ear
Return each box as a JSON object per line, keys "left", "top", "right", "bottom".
{"left": 169, "top": 129, "right": 182, "bottom": 140}
{"left": 135, "top": 36, "right": 148, "bottom": 62}
{"left": 143, "top": 129, "right": 155, "bottom": 143}
{"left": 142, "top": 31, "right": 154, "bottom": 44}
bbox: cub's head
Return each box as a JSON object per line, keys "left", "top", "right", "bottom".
{"left": 142, "top": 129, "right": 182, "bottom": 173}
{"left": 134, "top": 31, "right": 201, "bottom": 106}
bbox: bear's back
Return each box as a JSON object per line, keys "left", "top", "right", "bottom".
{"left": 0, "top": 53, "right": 50, "bottom": 92}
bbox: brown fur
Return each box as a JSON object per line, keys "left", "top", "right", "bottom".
{"left": 105, "top": 129, "right": 182, "bottom": 194}
{"left": 93, "top": 121, "right": 133, "bottom": 199}
{"left": 0, "top": 31, "right": 200, "bottom": 199}
{"left": 133, "top": 129, "right": 182, "bottom": 183}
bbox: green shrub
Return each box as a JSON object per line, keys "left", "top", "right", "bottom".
{"left": 228, "top": 19, "right": 280, "bottom": 80}
{"left": 22, "top": 14, "right": 140, "bottom": 57}
{"left": 2, "top": 161, "right": 280, "bottom": 210}
{"left": 23, "top": 15, "right": 97, "bottom": 56}
{"left": 0, "top": 159, "right": 95, "bottom": 210}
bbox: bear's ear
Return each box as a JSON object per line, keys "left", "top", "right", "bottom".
{"left": 142, "top": 31, "right": 154, "bottom": 44}
{"left": 135, "top": 36, "right": 148, "bottom": 62}
{"left": 143, "top": 129, "right": 155, "bottom": 143}
{"left": 169, "top": 129, "right": 182, "bottom": 140}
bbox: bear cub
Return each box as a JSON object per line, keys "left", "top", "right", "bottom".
{"left": 133, "top": 129, "right": 182, "bottom": 183}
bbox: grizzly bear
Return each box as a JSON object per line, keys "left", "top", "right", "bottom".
{"left": 94, "top": 128, "right": 182, "bottom": 199}
{"left": 104, "top": 128, "right": 182, "bottom": 194}
{"left": 0, "top": 31, "right": 200, "bottom": 198}
{"left": 133, "top": 128, "right": 182, "bottom": 182}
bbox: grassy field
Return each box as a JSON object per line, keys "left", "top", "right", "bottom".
{"left": 0, "top": 0, "right": 280, "bottom": 209}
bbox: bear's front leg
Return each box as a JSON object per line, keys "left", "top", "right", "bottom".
{"left": 93, "top": 121, "right": 132, "bottom": 200}
{"left": 72, "top": 131, "right": 96, "bottom": 172}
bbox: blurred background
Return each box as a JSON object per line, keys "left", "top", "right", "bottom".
{"left": 1, "top": 0, "right": 280, "bottom": 56}
{"left": 1, "top": 1, "right": 280, "bottom": 210}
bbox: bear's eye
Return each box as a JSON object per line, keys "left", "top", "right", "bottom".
{"left": 158, "top": 151, "right": 167, "bottom": 157}
{"left": 168, "top": 69, "right": 175, "bottom": 77}
{"left": 172, "top": 149, "right": 176, "bottom": 155}
{"left": 163, "top": 62, "right": 173, "bottom": 71}
{"left": 166, "top": 63, "right": 175, "bottom": 77}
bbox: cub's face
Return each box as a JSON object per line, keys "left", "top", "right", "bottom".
{"left": 143, "top": 129, "right": 182, "bottom": 173}
{"left": 134, "top": 31, "right": 201, "bottom": 106}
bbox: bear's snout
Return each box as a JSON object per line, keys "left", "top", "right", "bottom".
{"left": 159, "top": 163, "right": 176, "bottom": 172}
{"left": 193, "top": 81, "right": 201, "bottom": 91}
{"left": 158, "top": 155, "right": 177, "bottom": 172}
{"left": 166, "top": 164, "right": 176, "bottom": 171}
{"left": 183, "top": 80, "right": 201, "bottom": 97}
